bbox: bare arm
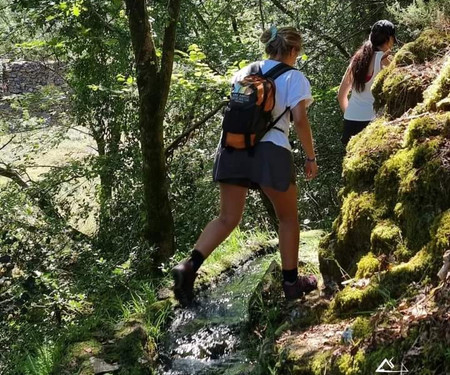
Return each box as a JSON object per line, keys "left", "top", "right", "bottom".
{"left": 292, "top": 100, "right": 318, "bottom": 180}
{"left": 381, "top": 50, "right": 393, "bottom": 68}
{"left": 337, "top": 64, "right": 353, "bottom": 113}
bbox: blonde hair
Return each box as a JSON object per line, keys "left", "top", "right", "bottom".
{"left": 260, "top": 26, "right": 303, "bottom": 58}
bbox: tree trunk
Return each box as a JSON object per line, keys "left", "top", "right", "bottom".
{"left": 125, "top": 0, "right": 181, "bottom": 267}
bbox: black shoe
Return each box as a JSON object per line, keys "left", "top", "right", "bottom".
{"left": 283, "top": 275, "right": 318, "bottom": 300}
{"left": 172, "top": 259, "right": 197, "bottom": 307}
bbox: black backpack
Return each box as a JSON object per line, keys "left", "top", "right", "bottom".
{"left": 221, "top": 61, "right": 295, "bottom": 150}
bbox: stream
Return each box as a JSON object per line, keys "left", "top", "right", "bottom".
{"left": 157, "top": 254, "right": 278, "bottom": 375}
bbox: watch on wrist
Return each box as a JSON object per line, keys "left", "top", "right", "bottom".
{"left": 306, "top": 157, "right": 316, "bottom": 162}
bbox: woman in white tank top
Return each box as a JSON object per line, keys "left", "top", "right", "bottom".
{"left": 338, "top": 20, "right": 397, "bottom": 145}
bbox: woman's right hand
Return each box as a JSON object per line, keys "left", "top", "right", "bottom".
{"left": 304, "top": 159, "right": 318, "bottom": 181}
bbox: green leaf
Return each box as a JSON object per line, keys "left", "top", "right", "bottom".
{"left": 72, "top": 5, "right": 81, "bottom": 17}
{"left": 238, "top": 59, "right": 249, "bottom": 69}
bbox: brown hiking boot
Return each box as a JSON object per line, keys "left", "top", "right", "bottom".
{"left": 172, "top": 259, "right": 197, "bottom": 307}
{"left": 283, "top": 275, "right": 318, "bottom": 300}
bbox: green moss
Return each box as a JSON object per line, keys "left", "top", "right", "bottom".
{"left": 372, "top": 64, "right": 394, "bottom": 111}
{"left": 375, "top": 134, "right": 449, "bottom": 252}
{"left": 68, "top": 340, "right": 101, "bottom": 360}
{"left": 310, "top": 351, "right": 333, "bottom": 375}
{"left": 425, "top": 210, "right": 450, "bottom": 275}
{"left": 337, "top": 192, "right": 378, "bottom": 246}
{"left": 393, "top": 29, "right": 450, "bottom": 67}
{"left": 374, "top": 148, "right": 412, "bottom": 212}
{"left": 406, "top": 114, "right": 450, "bottom": 146}
{"left": 380, "top": 67, "right": 431, "bottom": 118}
{"left": 352, "top": 317, "right": 373, "bottom": 340}
{"left": 102, "top": 320, "right": 149, "bottom": 368}
{"left": 336, "top": 350, "right": 366, "bottom": 375}
{"left": 373, "top": 29, "right": 449, "bottom": 118}
{"left": 318, "top": 234, "right": 343, "bottom": 285}
{"left": 330, "top": 248, "right": 434, "bottom": 315}
{"left": 342, "top": 119, "right": 405, "bottom": 193}
{"left": 370, "top": 220, "right": 402, "bottom": 255}
{"left": 355, "top": 253, "right": 380, "bottom": 279}
{"left": 396, "top": 138, "right": 449, "bottom": 250}
{"left": 423, "top": 57, "right": 450, "bottom": 111}
{"left": 330, "top": 283, "right": 382, "bottom": 314}
{"left": 59, "top": 340, "right": 101, "bottom": 375}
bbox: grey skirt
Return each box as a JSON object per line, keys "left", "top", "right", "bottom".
{"left": 212, "top": 141, "right": 296, "bottom": 192}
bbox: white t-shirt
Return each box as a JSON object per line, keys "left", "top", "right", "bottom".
{"left": 344, "top": 51, "right": 384, "bottom": 121}
{"left": 231, "top": 59, "right": 313, "bottom": 150}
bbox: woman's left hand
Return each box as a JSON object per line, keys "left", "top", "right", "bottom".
{"left": 304, "top": 159, "right": 318, "bottom": 181}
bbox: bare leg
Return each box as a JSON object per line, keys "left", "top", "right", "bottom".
{"left": 195, "top": 183, "right": 248, "bottom": 259}
{"left": 261, "top": 184, "right": 299, "bottom": 270}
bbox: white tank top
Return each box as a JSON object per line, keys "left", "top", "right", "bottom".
{"left": 344, "top": 51, "right": 384, "bottom": 121}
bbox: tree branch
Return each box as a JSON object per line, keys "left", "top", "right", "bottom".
{"left": 160, "top": 0, "right": 183, "bottom": 93}
{"left": 0, "top": 135, "right": 16, "bottom": 151}
{"left": 0, "top": 165, "right": 29, "bottom": 189}
{"left": 0, "top": 165, "right": 89, "bottom": 241}
{"left": 268, "top": 0, "right": 350, "bottom": 58}
{"left": 165, "top": 100, "right": 227, "bottom": 157}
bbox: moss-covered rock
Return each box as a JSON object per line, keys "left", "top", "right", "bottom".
{"left": 423, "top": 57, "right": 450, "bottom": 111}
{"left": 342, "top": 119, "right": 405, "bottom": 193}
{"left": 355, "top": 253, "right": 380, "bottom": 279}
{"left": 336, "top": 350, "right": 366, "bottom": 375}
{"left": 319, "top": 192, "right": 383, "bottom": 284}
{"left": 393, "top": 29, "right": 450, "bottom": 67}
{"left": 370, "top": 220, "right": 402, "bottom": 256}
{"left": 405, "top": 113, "right": 450, "bottom": 146}
{"left": 336, "top": 192, "right": 378, "bottom": 252}
{"left": 329, "top": 283, "right": 383, "bottom": 314}
{"left": 60, "top": 340, "right": 102, "bottom": 375}
{"left": 378, "top": 67, "right": 432, "bottom": 118}
{"left": 372, "top": 29, "right": 450, "bottom": 118}
{"left": 351, "top": 317, "right": 373, "bottom": 340}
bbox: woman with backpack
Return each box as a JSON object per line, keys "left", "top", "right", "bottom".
{"left": 338, "top": 20, "right": 397, "bottom": 145}
{"left": 172, "top": 26, "right": 318, "bottom": 306}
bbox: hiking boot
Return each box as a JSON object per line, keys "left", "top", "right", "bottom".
{"left": 172, "top": 259, "right": 197, "bottom": 307}
{"left": 283, "top": 275, "right": 318, "bottom": 300}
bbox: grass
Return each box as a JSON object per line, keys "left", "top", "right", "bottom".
{"left": 198, "top": 227, "right": 277, "bottom": 284}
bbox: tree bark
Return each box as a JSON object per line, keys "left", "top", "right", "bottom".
{"left": 125, "top": 0, "right": 181, "bottom": 267}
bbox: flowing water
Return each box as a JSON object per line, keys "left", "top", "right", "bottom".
{"left": 157, "top": 255, "right": 278, "bottom": 375}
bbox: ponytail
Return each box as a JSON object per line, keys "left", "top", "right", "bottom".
{"left": 350, "top": 41, "right": 374, "bottom": 93}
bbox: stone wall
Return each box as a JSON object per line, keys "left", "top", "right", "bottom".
{"left": 1, "top": 60, "right": 66, "bottom": 96}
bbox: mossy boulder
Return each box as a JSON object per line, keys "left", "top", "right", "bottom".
{"left": 375, "top": 66, "right": 433, "bottom": 118}
{"left": 370, "top": 220, "right": 402, "bottom": 256}
{"left": 393, "top": 29, "right": 450, "bottom": 67}
{"left": 372, "top": 29, "right": 450, "bottom": 118}
{"left": 342, "top": 119, "right": 405, "bottom": 193}
{"left": 319, "top": 192, "right": 381, "bottom": 282}
{"left": 60, "top": 340, "right": 102, "bottom": 375}
{"left": 355, "top": 253, "right": 380, "bottom": 279}
{"left": 423, "top": 57, "right": 450, "bottom": 112}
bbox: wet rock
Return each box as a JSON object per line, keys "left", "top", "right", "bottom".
{"left": 89, "top": 357, "right": 120, "bottom": 374}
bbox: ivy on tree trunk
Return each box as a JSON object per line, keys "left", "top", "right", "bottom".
{"left": 125, "top": 0, "right": 182, "bottom": 268}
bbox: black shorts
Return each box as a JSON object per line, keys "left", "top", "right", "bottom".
{"left": 342, "top": 119, "right": 371, "bottom": 146}
{"left": 213, "top": 141, "right": 296, "bottom": 192}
